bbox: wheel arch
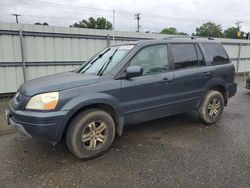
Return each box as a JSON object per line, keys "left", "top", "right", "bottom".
{"left": 209, "top": 85, "right": 228, "bottom": 104}
{"left": 57, "top": 95, "right": 124, "bottom": 141}
{"left": 60, "top": 102, "right": 124, "bottom": 141}
{"left": 199, "top": 80, "right": 228, "bottom": 108}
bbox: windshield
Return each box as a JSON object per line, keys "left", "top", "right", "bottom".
{"left": 77, "top": 45, "right": 134, "bottom": 75}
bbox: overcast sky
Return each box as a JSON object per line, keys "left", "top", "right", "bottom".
{"left": 0, "top": 0, "right": 250, "bottom": 34}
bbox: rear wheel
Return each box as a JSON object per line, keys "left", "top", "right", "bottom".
{"left": 198, "top": 90, "right": 224, "bottom": 125}
{"left": 66, "top": 109, "right": 115, "bottom": 159}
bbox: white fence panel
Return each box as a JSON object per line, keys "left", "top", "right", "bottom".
{"left": 0, "top": 22, "right": 250, "bottom": 94}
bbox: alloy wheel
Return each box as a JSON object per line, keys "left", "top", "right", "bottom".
{"left": 81, "top": 121, "right": 108, "bottom": 150}
{"left": 208, "top": 98, "right": 221, "bottom": 117}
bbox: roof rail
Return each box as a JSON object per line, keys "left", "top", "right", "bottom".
{"left": 163, "top": 35, "right": 193, "bottom": 40}
{"left": 163, "top": 36, "right": 215, "bottom": 40}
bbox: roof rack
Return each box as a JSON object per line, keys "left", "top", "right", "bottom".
{"left": 163, "top": 36, "right": 215, "bottom": 40}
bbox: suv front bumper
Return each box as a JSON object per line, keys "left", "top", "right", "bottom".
{"left": 5, "top": 102, "right": 69, "bottom": 143}
{"left": 5, "top": 109, "right": 32, "bottom": 138}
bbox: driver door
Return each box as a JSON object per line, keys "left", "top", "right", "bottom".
{"left": 121, "top": 44, "right": 175, "bottom": 124}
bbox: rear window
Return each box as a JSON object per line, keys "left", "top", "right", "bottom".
{"left": 202, "top": 43, "right": 229, "bottom": 65}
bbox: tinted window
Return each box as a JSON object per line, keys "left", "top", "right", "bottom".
{"left": 130, "top": 45, "right": 168, "bottom": 75}
{"left": 202, "top": 43, "right": 229, "bottom": 65}
{"left": 172, "top": 44, "right": 199, "bottom": 69}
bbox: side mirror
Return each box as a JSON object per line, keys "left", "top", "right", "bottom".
{"left": 125, "top": 66, "right": 143, "bottom": 79}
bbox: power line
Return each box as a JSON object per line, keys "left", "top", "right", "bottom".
{"left": 22, "top": 0, "right": 116, "bottom": 13}
{"left": 22, "top": 0, "right": 224, "bottom": 23}
{"left": 0, "top": 1, "right": 240, "bottom": 27}
{"left": 2, "top": 0, "right": 233, "bottom": 24}
{"left": 0, "top": 0, "right": 246, "bottom": 33}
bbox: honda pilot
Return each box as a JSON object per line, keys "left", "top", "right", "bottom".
{"left": 5, "top": 38, "right": 237, "bottom": 159}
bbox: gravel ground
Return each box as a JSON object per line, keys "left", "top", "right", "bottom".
{"left": 0, "top": 77, "right": 249, "bottom": 188}
{"left": 0, "top": 98, "right": 15, "bottom": 135}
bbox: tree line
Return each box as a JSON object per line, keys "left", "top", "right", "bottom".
{"left": 34, "top": 17, "right": 249, "bottom": 39}
{"left": 160, "top": 22, "right": 247, "bottom": 39}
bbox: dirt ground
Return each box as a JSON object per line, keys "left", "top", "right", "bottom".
{"left": 0, "top": 77, "right": 249, "bottom": 188}
{"left": 0, "top": 97, "right": 15, "bottom": 135}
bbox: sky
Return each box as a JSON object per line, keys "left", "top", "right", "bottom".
{"left": 0, "top": 0, "right": 250, "bottom": 34}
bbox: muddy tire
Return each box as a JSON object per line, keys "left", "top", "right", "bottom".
{"left": 66, "top": 109, "right": 115, "bottom": 159}
{"left": 198, "top": 90, "right": 224, "bottom": 125}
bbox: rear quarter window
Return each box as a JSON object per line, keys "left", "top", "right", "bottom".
{"left": 202, "top": 43, "right": 229, "bottom": 65}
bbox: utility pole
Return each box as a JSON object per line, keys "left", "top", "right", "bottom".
{"left": 135, "top": 13, "right": 141, "bottom": 32}
{"left": 235, "top": 21, "right": 242, "bottom": 31}
{"left": 12, "top": 14, "right": 21, "bottom": 23}
{"left": 235, "top": 21, "right": 243, "bottom": 38}
{"left": 112, "top": 10, "right": 115, "bottom": 43}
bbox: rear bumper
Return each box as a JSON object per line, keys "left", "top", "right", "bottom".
{"left": 5, "top": 102, "right": 69, "bottom": 143}
{"left": 227, "top": 82, "right": 237, "bottom": 98}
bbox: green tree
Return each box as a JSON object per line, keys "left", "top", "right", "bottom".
{"left": 70, "top": 17, "right": 112, "bottom": 30}
{"left": 177, "top": 32, "right": 188, "bottom": 35}
{"left": 34, "top": 22, "right": 49, "bottom": 26}
{"left": 160, "top": 27, "right": 188, "bottom": 35}
{"left": 160, "top": 27, "right": 178, "bottom": 35}
{"left": 223, "top": 27, "right": 240, "bottom": 39}
{"left": 195, "top": 22, "right": 223, "bottom": 38}
{"left": 96, "top": 17, "right": 112, "bottom": 29}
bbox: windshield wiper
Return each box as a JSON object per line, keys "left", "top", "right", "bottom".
{"left": 98, "top": 49, "right": 118, "bottom": 76}
{"left": 78, "top": 48, "right": 110, "bottom": 73}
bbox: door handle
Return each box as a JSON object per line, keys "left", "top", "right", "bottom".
{"left": 161, "top": 77, "right": 172, "bottom": 83}
{"left": 201, "top": 72, "right": 212, "bottom": 77}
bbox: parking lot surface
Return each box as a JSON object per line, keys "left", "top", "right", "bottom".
{"left": 0, "top": 77, "right": 249, "bottom": 188}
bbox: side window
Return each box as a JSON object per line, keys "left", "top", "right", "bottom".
{"left": 195, "top": 44, "right": 206, "bottom": 66}
{"left": 171, "top": 44, "right": 199, "bottom": 69}
{"left": 130, "top": 45, "right": 169, "bottom": 75}
{"left": 202, "top": 43, "right": 229, "bottom": 65}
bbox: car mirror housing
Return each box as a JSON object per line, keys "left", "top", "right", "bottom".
{"left": 125, "top": 66, "right": 143, "bottom": 79}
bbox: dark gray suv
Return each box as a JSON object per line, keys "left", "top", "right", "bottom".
{"left": 5, "top": 38, "right": 237, "bottom": 159}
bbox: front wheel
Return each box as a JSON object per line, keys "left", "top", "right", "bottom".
{"left": 66, "top": 109, "right": 116, "bottom": 159}
{"left": 198, "top": 90, "right": 224, "bottom": 125}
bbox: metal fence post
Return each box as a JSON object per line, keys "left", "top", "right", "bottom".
{"left": 106, "top": 34, "right": 110, "bottom": 47}
{"left": 236, "top": 43, "right": 241, "bottom": 76}
{"left": 19, "top": 29, "right": 27, "bottom": 81}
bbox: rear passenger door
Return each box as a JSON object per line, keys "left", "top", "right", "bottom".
{"left": 170, "top": 43, "right": 211, "bottom": 113}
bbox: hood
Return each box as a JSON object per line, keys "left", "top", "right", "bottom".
{"left": 20, "top": 72, "right": 99, "bottom": 96}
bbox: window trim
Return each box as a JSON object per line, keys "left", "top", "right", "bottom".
{"left": 170, "top": 43, "right": 201, "bottom": 71}
{"left": 194, "top": 44, "right": 206, "bottom": 66}
{"left": 117, "top": 43, "right": 171, "bottom": 78}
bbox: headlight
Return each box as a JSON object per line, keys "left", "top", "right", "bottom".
{"left": 26, "top": 92, "right": 59, "bottom": 110}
